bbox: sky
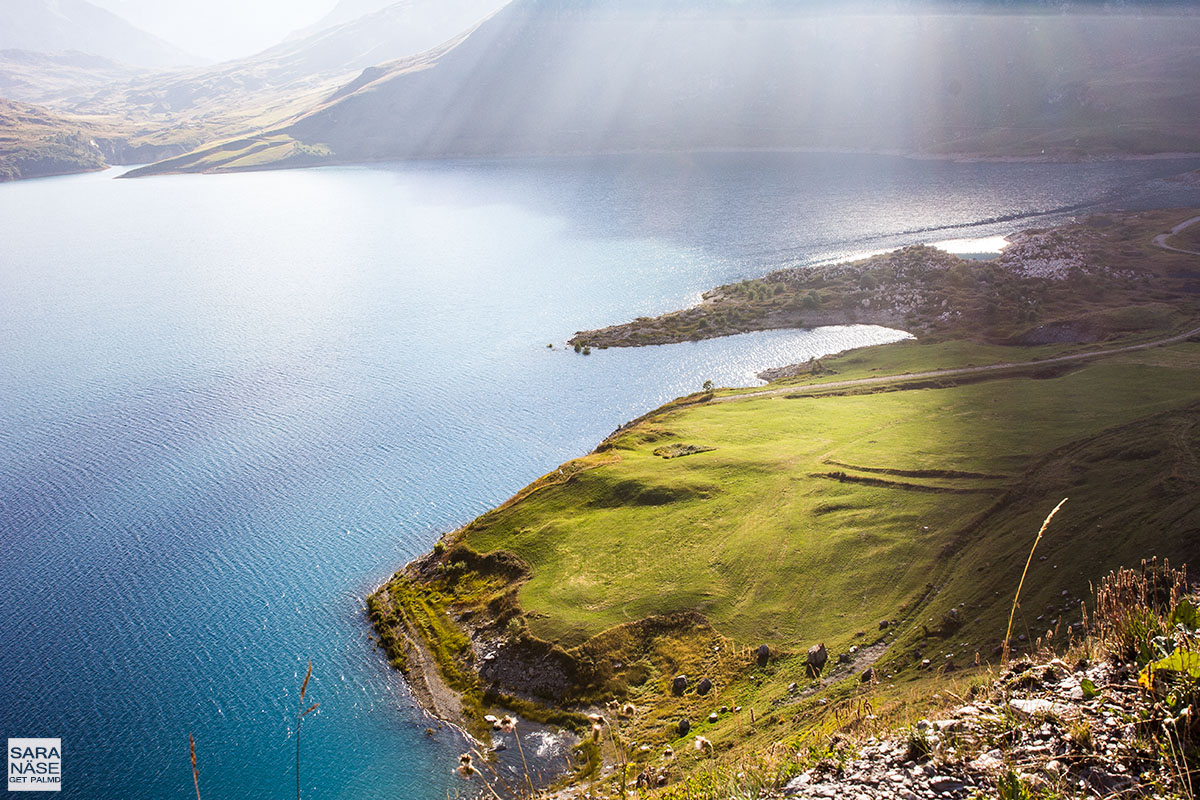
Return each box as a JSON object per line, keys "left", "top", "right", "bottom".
{"left": 89, "top": 0, "right": 349, "bottom": 61}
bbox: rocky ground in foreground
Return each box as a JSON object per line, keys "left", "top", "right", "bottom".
{"left": 783, "top": 656, "right": 1172, "bottom": 800}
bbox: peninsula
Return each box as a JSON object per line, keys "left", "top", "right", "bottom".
{"left": 368, "top": 209, "right": 1200, "bottom": 797}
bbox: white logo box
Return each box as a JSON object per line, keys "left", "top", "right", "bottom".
{"left": 8, "top": 738, "right": 62, "bottom": 792}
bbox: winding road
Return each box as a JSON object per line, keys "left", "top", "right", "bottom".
{"left": 1152, "top": 214, "right": 1200, "bottom": 256}
{"left": 714, "top": 323, "right": 1200, "bottom": 404}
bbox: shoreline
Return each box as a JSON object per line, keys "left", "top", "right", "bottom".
{"left": 121, "top": 142, "right": 1200, "bottom": 180}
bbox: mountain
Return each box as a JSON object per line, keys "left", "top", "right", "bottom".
{"left": 6, "top": 0, "right": 511, "bottom": 124}
{"left": 0, "top": 0, "right": 510, "bottom": 180}
{"left": 0, "top": 97, "right": 191, "bottom": 180}
{"left": 131, "top": 0, "right": 1200, "bottom": 176}
{"left": 0, "top": 49, "right": 144, "bottom": 106}
{"left": 0, "top": 0, "right": 197, "bottom": 68}
{"left": 289, "top": 0, "right": 498, "bottom": 40}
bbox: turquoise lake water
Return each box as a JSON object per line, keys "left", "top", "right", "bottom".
{"left": 2, "top": 152, "right": 1199, "bottom": 798}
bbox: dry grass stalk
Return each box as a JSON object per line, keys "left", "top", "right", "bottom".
{"left": 189, "top": 733, "right": 201, "bottom": 800}
{"left": 1002, "top": 498, "right": 1068, "bottom": 665}
{"left": 296, "top": 660, "right": 319, "bottom": 800}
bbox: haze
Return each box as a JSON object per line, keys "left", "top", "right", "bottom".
{"left": 88, "top": 0, "right": 403, "bottom": 61}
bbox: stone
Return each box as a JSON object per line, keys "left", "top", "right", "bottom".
{"left": 969, "top": 749, "right": 1003, "bottom": 771}
{"left": 929, "top": 775, "right": 964, "bottom": 794}
{"left": 861, "top": 667, "right": 875, "bottom": 683}
{"left": 708, "top": 712, "right": 719, "bottom": 723}
{"left": 677, "top": 718, "right": 690, "bottom": 737}
{"left": 672, "top": 674, "right": 688, "bottom": 694}
{"left": 757, "top": 644, "right": 771, "bottom": 665}
{"left": 838, "top": 652, "right": 852, "bottom": 664}
{"left": 879, "top": 620, "right": 890, "bottom": 630}
{"left": 1009, "top": 698, "right": 1072, "bottom": 720}
{"left": 807, "top": 643, "right": 829, "bottom": 673}
{"left": 696, "top": 677, "right": 713, "bottom": 696}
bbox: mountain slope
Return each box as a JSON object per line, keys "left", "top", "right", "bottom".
{"left": 0, "top": 0, "right": 196, "bottom": 68}
{"left": 0, "top": 0, "right": 509, "bottom": 179}
{"left": 0, "top": 97, "right": 200, "bottom": 180}
{"left": 291, "top": 0, "right": 505, "bottom": 40}
{"left": 132, "top": 2, "right": 1200, "bottom": 176}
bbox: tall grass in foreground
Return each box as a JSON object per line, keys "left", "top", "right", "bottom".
{"left": 297, "top": 661, "right": 319, "bottom": 800}
{"left": 189, "top": 733, "right": 201, "bottom": 800}
{"left": 1002, "top": 498, "right": 1068, "bottom": 664}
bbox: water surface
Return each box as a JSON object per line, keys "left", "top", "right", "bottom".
{"left": 2, "top": 152, "right": 1198, "bottom": 799}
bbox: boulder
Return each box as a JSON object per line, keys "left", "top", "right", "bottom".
{"left": 806, "top": 643, "right": 828, "bottom": 674}
{"left": 756, "top": 644, "right": 770, "bottom": 666}
{"left": 861, "top": 667, "right": 875, "bottom": 683}
{"left": 695, "top": 677, "right": 713, "bottom": 696}
{"left": 672, "top": 674, "right": 688, "bottom": 694}
{"left": 677, "top": 717, "right": 690, "bottom": 737}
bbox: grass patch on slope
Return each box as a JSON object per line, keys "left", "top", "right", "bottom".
{"left": 461, "top": 341, "right": 1200, "bottom": 659}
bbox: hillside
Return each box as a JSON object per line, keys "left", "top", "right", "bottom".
{"left": 366, "top": 211, "right": 1200, "bottom": 796}
{"left": 0, "top": 0, "right": 196, "bottom": 68}
{"left": 571, "top": 210, "right": 1200, "bottom": 350}
{"left": 0, "top": 0, "right": 510, "bottom": 180}
{"left": 0, "top": 49, "right": 144, "bottom": 106}
{"left": 291, "top": 0, "right": 506, "bottom": 41}
{"left": 0, "top": 95, "right": 209, "bottom": 181}
{"left": 130, "top": 3, "right": 1200, "bottom": 176}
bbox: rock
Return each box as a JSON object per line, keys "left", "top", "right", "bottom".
{"left": 879, "top": 620, "right": 890, "bottom": 630}
{"left": 969, "top": 749, "right": 1003, "bottom": 771}
{"left": 788, "top": 682, "right": 798, "bottom": 692}
{"left": 708, "top": 712, "right": 719, "bottom": 723}
{"left": 757, "top": 644, "right": 771, "bottom": 665}
{"left": 1009, "top": 698, "right": 1072, "bottom": 719}
{"left": 807, "top": 643, "right": 828, "bottom": 673}
{"left": 696, "top": 677, "right": 712, "bottom": 696}
{"left": 672, "top": 675, "right": 688, "bottom": 695}
{"left": 838, "top": 652, "right": 852, "bottom": 664}
{"left": 677, "top": 718, "right": 690, "bottom": 737}
{"left": 861, "top": 667, "right": 875, "bottom": 683}
{"left": 930, "top": 775, "right": 964, "bottom": 794}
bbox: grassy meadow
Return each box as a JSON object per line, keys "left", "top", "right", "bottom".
{"left": 462, "top": 341, "right": 1200, "bottom": 657}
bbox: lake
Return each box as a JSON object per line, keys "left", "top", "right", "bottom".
{"left": 2, "top": 152, "right": 1198, "bottom": 799}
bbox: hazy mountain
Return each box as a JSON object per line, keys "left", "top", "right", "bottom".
{"left": 0, "top": 49, "right": 144, "bottom": 105}
{"left": 12, "top": 0, "right": 510, "bottom": 119}
{"left": 135, "top": 0, "right": 1200, "bottom": 176}
{"left": 247, "top": 0, "right": 508, "bottom": 85}
{"left": 288, "top": 0, "right": 494, "bottom": 40}
{"left": 0, "top": 0, "right": 197, "bottom": 68}
{"left": 0, "top": 0, "right": 511, "bottom": 179}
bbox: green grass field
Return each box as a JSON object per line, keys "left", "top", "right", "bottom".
{"left": 461, "top": 340, "right": 1200, "bottom": 665}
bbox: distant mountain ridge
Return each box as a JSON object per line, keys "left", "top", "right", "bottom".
{"left": 131, "top": 0, "right": 1200, "bottom": 176}
{"left": 0, "top": 0, "right": 197, "bottom": 67}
